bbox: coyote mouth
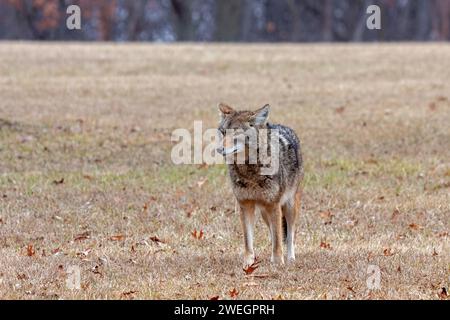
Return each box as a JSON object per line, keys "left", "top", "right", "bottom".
{"left": 217, "top": 144, "right": 242, "bottom": 156}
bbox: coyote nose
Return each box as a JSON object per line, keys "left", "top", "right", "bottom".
{"left": 216, "top": 147, "right": 224, "bottom": 155}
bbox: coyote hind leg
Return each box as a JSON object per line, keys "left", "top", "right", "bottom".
{"left": 282, "top": 190, "right": 301, "bottom": 262}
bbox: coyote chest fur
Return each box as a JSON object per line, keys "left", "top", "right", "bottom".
{"left": 217, "top": 103, "right": 303, "bottom": 266}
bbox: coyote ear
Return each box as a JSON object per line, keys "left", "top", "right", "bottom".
{"left": 218, "top": 103, "right": 235, "bottom": 121}
{"left": 251, "top": 104, "right": 270, "bottom": 125}
{"left": 218, "top": 103, "right": 234, "bottom": 115}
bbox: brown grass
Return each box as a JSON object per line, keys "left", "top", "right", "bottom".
{"left": 0, "top": 42, "right": 449, "bottom": 300}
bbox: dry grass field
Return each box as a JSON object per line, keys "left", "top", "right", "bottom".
{"left": 0, "top": 42, "right": 449, "bottom": 300}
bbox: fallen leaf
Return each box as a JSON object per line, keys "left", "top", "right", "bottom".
{"left": 77, "top": 248, "right": 92, "bottom": 258}
{"left": 432, "top": 181, "right": 450, "bottom": 191}
{"left": 26, "top": 244, "right": 35, "bottom": 257}
{"left": 17, "top": 273, "right": 28, "bottom": 280}
{"left": 396, "top": 233, "right": 406, "bottom": 240}
{"left": 210, "top": 295, "right": 219, "bottom": 300}
{"left": 122, "top": 290, "right": 137, "bottom": 297}
{"left": 391, "top": 208, "right": 401, "bottom": 220}
{"left": 91, "top": 265, "right": 102, "bottom": 276}
{"left": 383, "top": 248, "right": 395, "bottom": 256}
{"left": 345, "top": 218, "right": 358, "bottom": 228}
{"left": 229, "top": 288, "right": 239, "bottom": 298}
{"left": 243, "top": 281, "right": 259, "bottom": 287}
{"left": 110, "top": 234, "right": 125, "bottom": 241}
{"left": 243, "top": 260, "right": 260, "bottom": 275}
{"left": 319, "top": 210, "right": 333, "bottom": 224}
{"left": 365, "top": 158, "right": 379, "bottom": 165}
{"left": 438, "top": 287, "right": 448, "bottom": 299}
{"left": 52, "top": 215, "right": 63, "bottom": 222}
{"left": 432, "top": 249, "right": 438, "bottom": 256}
{"left": 191, "top": 229, "right": 204, "bottom": 240}
{"left": 130, "top": 126, "right": 141, "bottom": 133}
{"left": 408, "top": 223, "right": 421, "bottom": 230}
{"left": 150, "top": 235, "right": 164, "bottom": 243}
{"left": 74, "top": 231, "right": 90, "bottom": 241}
{"left": 52, "top": 178, "right": 64, "bottom": 185}
{"left": 335, "top": 106, "right": 345, "bottom": 114}
{"left": 347, "top": 286, "right": 356, "bottom": 294}
{"left": 320, "top": 241, "right": 331, "bottom": 249}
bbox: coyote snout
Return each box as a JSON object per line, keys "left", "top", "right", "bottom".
{"left": 217, "top": 103, "right": 304, "bottom": 266}
{"left": 216, "top": 132, "right": 245, "bottom": 156}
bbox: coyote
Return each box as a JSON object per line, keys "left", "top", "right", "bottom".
{"left": 216, "top": 103, "right": 304, "bottom": 265}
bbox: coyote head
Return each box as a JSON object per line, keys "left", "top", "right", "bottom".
{"left": 216, "top": 103, "right": 270, "bottom": 158}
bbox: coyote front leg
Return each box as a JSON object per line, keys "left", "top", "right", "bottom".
{"left": 263, "top": 203, "right": 284, "bottom": 265}
{"left": 239, "top": 200, "right": 256, "bottom": 266}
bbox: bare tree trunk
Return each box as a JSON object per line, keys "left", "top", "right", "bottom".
{"left": 126, "top": 0, "right": 148, "bottom": 41}
{"left": 287, "top": 0, "right": 302, "bottom": 42}
{"left": 19, "top": 0, "right": 42, "bottom": 39}
{"left": 322, "top": 0, "right": 333, "bottom": 41}
{"left": 214, "top": 0, "right": 243, "bottom": 42}
{"left": 416, "top": 0, "right": 431, "bottom": 40}
{"left": 171, "top": 0, "right": 194, "bottom": 41}
{"left": 430, "top": 0, "right": 440, "bottom": 39}
{"left": 431, "top": 0, "right": 450, "bottom": 40}
{"left": 240, "top": 1, "right": 253, "bottom": 41}
{"left": 98, "top": 1, "right": 116, "bottom": 41}
{"left": 352, "top": 0, "right": 372, "bottom": 41}
{"left": 437, "top": 0, "right": 450, "bottom": 40}
{"left": 397, "top": 0, "right": 413, "bottom": 40}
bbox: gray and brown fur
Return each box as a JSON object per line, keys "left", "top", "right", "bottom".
{"left": 217, "top": 103, "right": 304, "bottom": 265}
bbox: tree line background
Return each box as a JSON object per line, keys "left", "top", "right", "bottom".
{"left": 0, "top": 0, "right": 449, "bottom": 42}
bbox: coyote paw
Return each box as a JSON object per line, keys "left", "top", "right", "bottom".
{"left": 270, "top": 255, "right": 284, "bottom": 265}
{"left": 243, "top": 254, "right": 256, "bottom": 267}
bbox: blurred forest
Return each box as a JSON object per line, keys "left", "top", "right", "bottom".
{"left": 0, "top": 0, "right": 449, "bottom": 41}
